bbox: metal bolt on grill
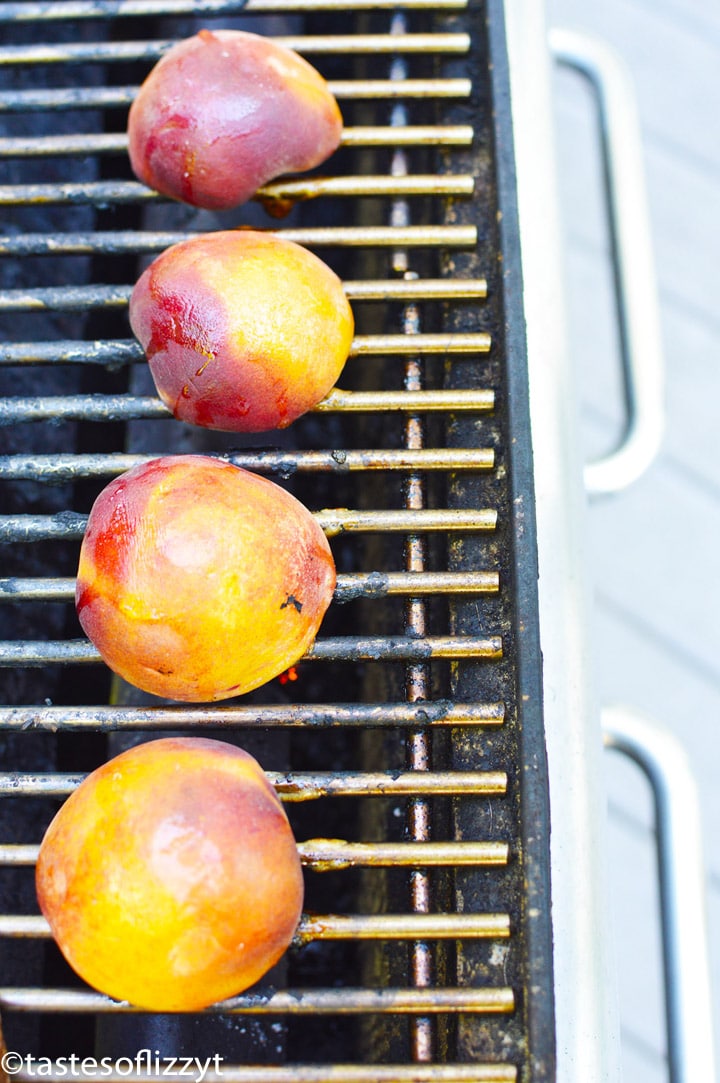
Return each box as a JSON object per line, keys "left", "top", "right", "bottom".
{"left": 0, "top": 1, "right": 553, "bottom": 1080}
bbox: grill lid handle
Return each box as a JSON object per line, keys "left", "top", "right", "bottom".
{"left": 603, "top": 707, "right": 717, "bottom": 1083}
{"left": 550, "top": 29, "right": 665, "bottom": 497}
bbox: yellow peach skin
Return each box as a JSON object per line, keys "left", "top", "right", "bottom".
{"left": 129, "top": 230, "right": 354, "bottom": 433}
{"left": 36, "top": 737, "right": 304, "bottom": 1011}
{"left": 75, "top": 455, "right": 336, "bottom": 701}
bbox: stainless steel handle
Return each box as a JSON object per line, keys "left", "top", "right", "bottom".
{"left": 602, "top": 706, "right": 717, "bottom": 1083}
{"left": 550, "top": 29, "right": 665, "bottom": 496}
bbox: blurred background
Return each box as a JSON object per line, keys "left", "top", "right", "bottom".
{"left": 546, "top": 0, "right": 719, "bottom": 1079}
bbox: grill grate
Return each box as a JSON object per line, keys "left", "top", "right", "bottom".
{"left": 0, "top": 1, "right": 553, "bottom": 1079}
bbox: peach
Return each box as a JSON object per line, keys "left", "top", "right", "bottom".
{"left": 129, "top": 230, "right": 354, "bottom": 432}
{"left": 36, "top": 737, "right": 304, "bottom": 1011}
{"left": 127, "top": 29, "right": 343, "bottom": 210}
{"left": 75, "top": 455, "right": 335, "bottom": 701}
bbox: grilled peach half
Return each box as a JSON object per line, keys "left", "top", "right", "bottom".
{"left": 129, "top": 230, "right": 354, "bottom": 432}
{"left": 75, "top": 455, "right": 335, "bottom": 701}
{"left": 127, "top": 28, "right": 343, "bottom": 210}
{"left": 36, "top": 737, "right": 304, "bottom": 1011}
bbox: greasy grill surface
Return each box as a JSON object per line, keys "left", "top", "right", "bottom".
{"left": 0, "top": 2, "right": 553, "bottom": 1080}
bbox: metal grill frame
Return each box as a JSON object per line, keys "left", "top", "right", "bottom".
{"left": 0, "top": 1, "right": 565, "bottom": 1079}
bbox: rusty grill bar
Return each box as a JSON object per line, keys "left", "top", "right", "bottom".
{"left": 0, "top": 1, "right": 553, "bottom": 1080}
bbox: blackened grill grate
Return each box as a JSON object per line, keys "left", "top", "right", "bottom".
{"left": 0, "top": 1, "right": 554, "bottom": 1080}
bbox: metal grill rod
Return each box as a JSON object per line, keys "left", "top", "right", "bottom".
{"left": 0, "top": 449, "right": 496, "bottom": 479}
{"left": 1, "top": 174, "right": 475, "bottom": 207}
{"left": 0, "top": 769, "right": 507, "bottom": 797}
{"left": 0, "top": 986, "right": 513, "bottom": 1016}
{"left": 0, "top": 1064, "right": 517, "bottom": 1083}
{"left": 0, "top": 80, "right": 472, "bottom": 112}
{"left": 1, "top": 389, "right": 494, "bottom": 425}
{"left": 0, "top": 0, "right": 469, "bottom": 21}
{"left": 1, "top": 332, "right": 492, "bottom": 365}
{"left": 385, "top": 10, "right": 437, "bottom": 1061}
{"left": 0, "top": 34, "right": 471, "bottom": 65}
{"left": 1, "top": 570, "right": 500, "bottom": 602}
{"left": 0, "top": 278, "right": 488, "bottom": 310}
{"left": 1, "top": 912, "right": 511, "bottom": 941}
{"left": 0, "top": 701, "right": 507, "bottom": 730}
{"left": 0, "top": 840, "right": 509, "bottom": 868}
{"left": 0, "top": 506, "right": 499, "bottom": 542}
{"left": 0, "top": 634, "right": 504, "bottom": 666}
{"left": 0, "top": 127, "right": 474, "bottom": 159}
{"left": 0, "top": 225, "right": 477, "bottom": 256}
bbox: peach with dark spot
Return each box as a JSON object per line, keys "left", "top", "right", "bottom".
{"left": 129, "top": 230, "right": 354, "bottom": 433}
{"left": 75, "top": 455, "right": 336, "bottom": 701}
{"left": 127, "top": 29, "right": 343, "bottom": 210}
{"left": 36, "top": 737, "right": 304, "bottom": 1011}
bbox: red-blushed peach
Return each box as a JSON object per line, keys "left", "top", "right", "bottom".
{"left": 75, "top": 455, "right": 335, "bottom": 701}
{"left": 36, "top": 737, "right": 304, "bottom": 1011}
{"left": 127, "top": 29, "right": 343, "bottom": 210}
{"left": 129, "top": 230, "right": 354, "bottom": 433}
